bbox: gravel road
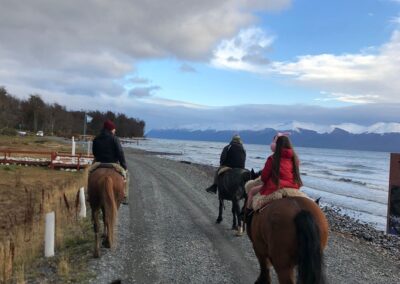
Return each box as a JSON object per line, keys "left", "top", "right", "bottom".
{"left": 89, "top": 150, "right": 400, "bottom": 284}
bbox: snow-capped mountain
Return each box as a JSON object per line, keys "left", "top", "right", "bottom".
{"left": 147, "top": 122, "right": 400, "bottom": 152}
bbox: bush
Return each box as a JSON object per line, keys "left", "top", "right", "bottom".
{"left": 0, "top": 128, "right": 17, "bottom": 136}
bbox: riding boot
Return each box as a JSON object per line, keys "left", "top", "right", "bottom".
{"left": 122, "top": 174, "right": 129, "bottom": 205}
{"left": 205, "top": 184, "right": 217, "bottom": 194}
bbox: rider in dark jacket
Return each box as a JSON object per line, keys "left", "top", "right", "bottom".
{"left": 92, "top": 120, "right": 127, "bottom": 170}
{"left": 205, "top": 135, "right": 246, "bottom": 193}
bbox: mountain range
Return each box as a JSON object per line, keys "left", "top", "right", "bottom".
{"left": 146, "top": 127, "right": 400, "bottom": 152}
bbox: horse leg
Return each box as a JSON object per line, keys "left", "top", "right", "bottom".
{"left": 101, "top": 207, "right": 109, "bottom": 248}
{"left": 101, "top": 207, "right": 107, "bottom": 238}
{"left": 254, "top": 253, "right": 271, "bottom": 284}
{"left": 275, "top": 267, "right": 295, "bottom": 284}
{"left": 232, "top": 200, "right": 240, "bottom": 230}
{"left": 216, "top": 198, "right": 223, "bottom": 224}
{"left": 233, "top": 199, "right": 245, "bottom": 235}
{"left": 92, "top": 209, "right": 100, "bottom": 258}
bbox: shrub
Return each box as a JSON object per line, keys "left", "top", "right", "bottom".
{"left": 0, "top": 128, "right": 17, "bottom": 136}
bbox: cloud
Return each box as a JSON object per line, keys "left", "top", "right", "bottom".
{"left": 129, "top": 77, "right": 150, "bottom": 84}
{"left": 269, "top": 30, "right": 400, "bottom": 103}
{"left": 212, "top": 27, "right": 400, "bottom": 104}
{"left": 180, "top": 63, "right": 197, "bottom": 73}
{"left": 212, "top": 27, "right": 274, "bottom": 72}
{"left": 128, "top": 86, "right": 160, "bottom": 98}
{"left": 0, "top": 0, "right": 291, "bottom": 98}
{"left": 6, "top": 83, "right": 400, "bottom": 131}
{"left": 391, "top": 15, "right": 400, "bottom": 25}
{"left": 315, "top": 92, "right": 379, "bottom": 104}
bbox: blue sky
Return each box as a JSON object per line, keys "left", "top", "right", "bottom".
{"left": 125, "top": 0, "right": 400, "bottom": 108}
{"left": 1, "top": 0, "right": 400, "bottom": 131}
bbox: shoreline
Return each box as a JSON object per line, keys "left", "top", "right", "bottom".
{"left": 126, "top": 147, "right": 400, "bottom": 261}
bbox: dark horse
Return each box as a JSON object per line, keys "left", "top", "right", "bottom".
{"left": 215, "top": 168, "right": 253, "bottom": 232}
{"left": 245, "top": 196, "right": 329, "bottom": 284}
{"left": 88, "top": 167, "right": 125, "bottom": 258}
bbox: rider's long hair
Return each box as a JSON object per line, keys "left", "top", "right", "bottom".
{"left": 271, "top": 136, "right": 303, "bottom": 188}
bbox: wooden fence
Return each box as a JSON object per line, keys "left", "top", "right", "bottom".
{"left": 0, "top": 149, "right": 93, "bottom": 170}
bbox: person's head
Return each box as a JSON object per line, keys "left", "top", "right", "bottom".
{"left": 231, "top": 134, "right": 242, "bottom": 145}
{"left": 270, "top": 132, "right": 291, "bottom": 153}
{"left": 270, "top": 134, "right": 302, "bottom": 187}
{"left": 103, "top": 120, "right": 116, "bottom": 135}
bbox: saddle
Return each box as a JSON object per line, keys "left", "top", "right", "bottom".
{"left": 245, "top": 178, "right": 310, "bottom": 211}
{"left": 217, "top": 166, "right": 232, "bottom": 176}
{"left": 253, "top": 188, "right": 310, "bottom": 212}
{"left": 89, "top": 162, "right": 126, "bottom": 179}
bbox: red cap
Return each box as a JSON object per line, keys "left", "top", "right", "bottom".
{"left": 103, "top": 120, "right": 116, "bottom": 131}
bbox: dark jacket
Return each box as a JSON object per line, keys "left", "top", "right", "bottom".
{"left": 92, "top": 129, "right": 127, "bottom": 170}
{"left": 220, "top": 141, "right": 246, "bottom": 168}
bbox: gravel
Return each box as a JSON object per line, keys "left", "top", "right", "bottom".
{"left": 88, "top": 150, "right": 400, "bottom": 284}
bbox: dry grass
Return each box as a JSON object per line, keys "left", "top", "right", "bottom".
{"left": 0, "top": 135, "right": 86, "bottom": 153}
{"left": 57, "top": 256, "right": 70, "bottom": 277}
{"left": 0, "top": 135, "right": 93, "bottom": 283}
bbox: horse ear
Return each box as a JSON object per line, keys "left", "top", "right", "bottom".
{"left": 251, "top": 168, "right": 255, "bottom": 174}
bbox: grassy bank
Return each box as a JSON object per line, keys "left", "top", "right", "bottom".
{"left": 0, "top": 135, "right": 94, "bottom": 283}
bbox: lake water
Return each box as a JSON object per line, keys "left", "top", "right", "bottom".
{"left": 126, "top": 138, "right": 390, "bottom": 231}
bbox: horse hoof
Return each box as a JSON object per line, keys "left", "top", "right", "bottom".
{"left": 93, "top": 251, "right": 100, "bottom": 258}
{"left": 216, "top": 218, "right": 222, "bottom": 224}
{"left": 235, "top": 231, "right": 243, "bottom": 237}
{"left": 235, "top": 227, "right": 243, "bottom": 237}
{"left": 102, "top": 239, "right": 111, "bottom": 248}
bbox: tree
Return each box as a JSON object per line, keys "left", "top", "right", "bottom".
{"left": 0, "top": 87, "right": 146, "bottom": 137}
{"left": 21, "top": 95, "right": 46, "bottom": 132}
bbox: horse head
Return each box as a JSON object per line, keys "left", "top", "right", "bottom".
{"left": 250, "top": 168, "right": 262, "bottom": 180}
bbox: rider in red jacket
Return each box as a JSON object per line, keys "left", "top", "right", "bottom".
{"left": 259, "top": 147, "right": 300, "bottom": 196}
{"left": 246, "top": 133, "right": 302, "bottom": 208}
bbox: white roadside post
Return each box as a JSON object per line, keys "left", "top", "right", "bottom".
{"left": 44, "top": 212, "right": 55, "bottom": 257}
{"left": 79, "top": 187, "right": 87, "bottom": 218}
{"left": 87, "top": 140, "right": 91, "bottom": 156}
{"left": 72, "top": 136, "right": 76, "bottom": 156}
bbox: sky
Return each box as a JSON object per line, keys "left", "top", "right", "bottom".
{"left": 1, "top": 0, "right": 400, "bottom": 132}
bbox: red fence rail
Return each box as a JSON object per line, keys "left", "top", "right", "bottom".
{"left": 0, "top": 149, "right": 93, "bottom": 170}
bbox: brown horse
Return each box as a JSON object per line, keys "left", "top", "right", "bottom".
{"left": 246, "top": 197, "right": 329, "bottom": 284}
{"left": 88, "top": 168, "right": 125, "bottom": 258}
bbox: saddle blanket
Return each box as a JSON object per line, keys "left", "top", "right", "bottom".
{"left": 252, "top": 188, "right": 309, "bottom": 211}
{"left": 217, "top": 166, "right": 232, "bottom": 176}
{"left": 89, "top": 162, "right": 126, "bottom": 179}
{"left": 245, "top": 176, "right": 263, "bottom": 194}
{"left": 245, "top": 177, "right": 310, "bottom": 211}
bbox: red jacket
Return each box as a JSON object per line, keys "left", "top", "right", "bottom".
{"left": 259, "top": 148, "right": 300, "bottom": 196}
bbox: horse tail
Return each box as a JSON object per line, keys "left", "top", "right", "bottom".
{"left": 102, "top": 176, "right": 117, "bottom": 248}
{"left": 294, "top": 210, "right": 325, "bottom": 284}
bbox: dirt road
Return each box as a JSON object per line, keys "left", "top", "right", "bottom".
{"left": 89, "top": 151, "right": 400, "bottom": 284}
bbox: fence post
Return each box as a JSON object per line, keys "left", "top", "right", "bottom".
{"left": 44, "top": 212, "right": 55, "bottom": 257}
{"left": 50, "top": 152, "right": 56, "bottom": 169}
{"left": 71, "top": 136, "right": 76, "bottom": 156}
{"left": 79, "top": 187, "right": 87, "bottom": 218}
{"left": 87, "top": 140, "right": 91, "bottom": 155}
